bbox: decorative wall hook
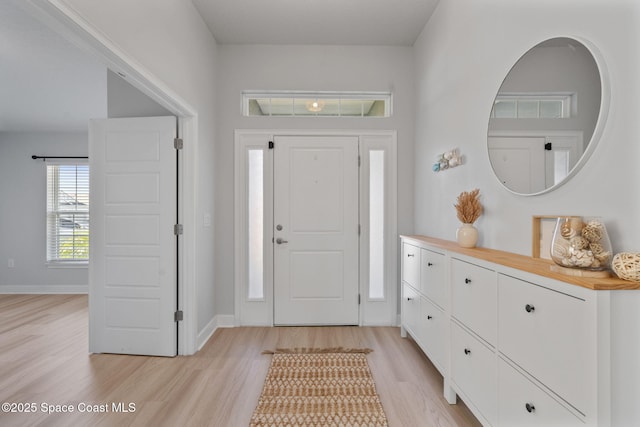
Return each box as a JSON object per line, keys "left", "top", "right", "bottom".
{"left": 433, "top": 148, "right": 463, "bottom": 172}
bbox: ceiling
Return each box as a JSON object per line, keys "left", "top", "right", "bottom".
{"left": 192, "top": 0, "right": 440, "bottom": 46}
{"left": 0, "top": 1, "right": 106, "bottom": 133}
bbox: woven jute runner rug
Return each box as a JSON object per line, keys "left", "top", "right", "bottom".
{"left": 249, "top": 347, "right": 389, "bottom": 427}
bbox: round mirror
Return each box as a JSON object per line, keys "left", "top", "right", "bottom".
{"left": 487, "top": 37, "right": 607, "bottom": 195}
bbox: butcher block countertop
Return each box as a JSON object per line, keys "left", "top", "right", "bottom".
{"left": 401, "top": 235, "right": 640, "bottom": 291}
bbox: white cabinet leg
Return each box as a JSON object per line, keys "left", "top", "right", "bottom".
{"left": 444, "top": 377, "right": 457, "bottom": 404}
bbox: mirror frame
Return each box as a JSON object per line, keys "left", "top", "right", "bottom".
{"left": 487, "top": 36, "right": 610, "bottom": 196}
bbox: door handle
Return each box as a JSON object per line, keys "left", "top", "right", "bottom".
{"left": 276, "top": 238, "right": 288, "bottom": 244}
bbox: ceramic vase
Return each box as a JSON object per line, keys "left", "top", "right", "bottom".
{"left": 456, "top": 223, "right": 478, "bottom": 248}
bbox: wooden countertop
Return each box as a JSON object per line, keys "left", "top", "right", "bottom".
{"left": 401, "top": 235, "right": 640, "bottom": 291}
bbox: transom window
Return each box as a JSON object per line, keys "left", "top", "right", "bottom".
{"left": 491, "top": 93, "right": 573, "bottom": 119}
{"left": 46, "top": 164, "right": 89, "bottom": 263}
{"left": 242, "top": 91, "right": 392, "bottom": 117}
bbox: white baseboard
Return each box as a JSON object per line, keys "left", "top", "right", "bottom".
{"left": 196, "top": 314, "right": 235, "bottom": 351}
{"left": 215, "top": 314, "right": 236, "bottom": 328}
{"left": 0, "top": 285, "right": 88, "bottom": 294}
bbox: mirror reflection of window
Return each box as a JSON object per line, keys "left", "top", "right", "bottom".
{"left": 487, "top": 37, "right": 603, "bottom": 195}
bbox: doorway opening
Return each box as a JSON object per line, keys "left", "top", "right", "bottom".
{"left": 22, "top": 1, "right": 199, "bottom": 355}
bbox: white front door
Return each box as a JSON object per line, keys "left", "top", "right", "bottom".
{"left": 89, "top": 116, "right": 178, "bottom": 356}
{"left": 273, "top": 135, "right": 359, "bottom": 325}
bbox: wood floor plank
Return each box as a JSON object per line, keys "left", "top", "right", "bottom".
{"left": 0, "top": 295, "right": 480, "bottom": 427}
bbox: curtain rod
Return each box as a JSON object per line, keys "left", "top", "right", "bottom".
{"left": 31, "top": 155, "right": 89, "bottom": 161}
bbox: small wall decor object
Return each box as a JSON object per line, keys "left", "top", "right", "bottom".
{"left": 433, "top": 148, "right": 462, "bottom": 172}
{"left": 550, "top": 216, "right": 613, "bottom": 277}
{"left": 454, "top": 189, "right": 482, "bottom": 248}
{"left": 612, "top": 252, "right": 640, "bottom": 282}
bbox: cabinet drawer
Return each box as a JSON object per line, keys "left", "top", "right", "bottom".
{"left": 451, "top": 321, "right": 498, "bottom": 426}
{"left": 402, "top": 283, "right": 421, "bottom": 339}
{"left": 498, "top": 358, "right": 583, "bottom": 427}
{"left": 402, "top": 243, "right": 420, "bottom": 289}
{"left": 420, "top": 296, "right": 445, "bottom": 372}
{"left": 498, "top": 274, "right": 589, "bottom": 413}
{"left": 421, "top": 248, "right": 447, "bottom": 309}
{"left": 451, "top": 259, "right": 497, "bottom": 345}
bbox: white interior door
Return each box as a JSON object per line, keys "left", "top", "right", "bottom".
{"left": 488, "top": 136, "right": 546, "bottom": 193}
{"left": 89, "top": 116, "right": 178, "bottom": 356}
{"left": 273, "top": 135, "right": 359, "bottom": 325}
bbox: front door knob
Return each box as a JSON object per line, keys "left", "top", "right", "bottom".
{"left": 276, "top": 238, "right": 288, "bottom": 244}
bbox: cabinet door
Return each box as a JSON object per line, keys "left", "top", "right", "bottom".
{"left": 451, "top": 321, "right": 498, "bottom": 426}
{"left": 498, "top": 274, "right": 589, "bottom": 413}
{"left": 420, "top": 296, "right": 445, "bottom": 373}
{"left": 402, "top": 283, "right": 421, "bottom": 339}
{"left": 451, "top": 259, "right": 497, "bottom": 346}
{"left": 499, "top": 358, "right": 583, "bottom": 427}
{"left": 421, "top": 248, "right": 446, "bottom": 309}
{"left": 402, "top": 243, "right": 420, "bottom": 289}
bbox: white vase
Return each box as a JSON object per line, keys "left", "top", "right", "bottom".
{"left": 456, "top": 223, "right": 478, "bottom": 248}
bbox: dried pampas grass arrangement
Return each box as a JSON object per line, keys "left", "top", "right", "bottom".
{"left": 455, "top": 189, "right": 483, "bottom": 224}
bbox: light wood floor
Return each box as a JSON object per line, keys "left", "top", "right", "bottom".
{"left": 0, "top": 295, "right": 481, "bottom": 427}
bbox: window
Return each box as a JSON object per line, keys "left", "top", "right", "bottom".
{"left": 491, "top": 93, "right": 573, "bottom": 119}
{"left": 368, "top": 150, "right": 385, "bottom": 299}
{"left": 248, "top": 150, "right": 264, "bottom": 299}
{"left": 243, "top": 91, "right": 392, "bottom": 117}
{"left": 46, "top": 164, "right": 89, "bottom": 263}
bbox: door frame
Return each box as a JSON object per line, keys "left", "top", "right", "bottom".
{"left": 24, "top": 0, "right": 199, "bottom": 355}
{"left": 234, "top": 129, "right": 398, "bottom": 327}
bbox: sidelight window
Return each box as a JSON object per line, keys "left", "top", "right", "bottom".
{"left": 248, "top": 150, "right": 264, "bottom": 300}
{"left": 368, "top": 150, "right": 385, "bottom": 299}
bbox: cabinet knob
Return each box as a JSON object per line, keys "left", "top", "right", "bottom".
{"left": 427, "top": 262, "right": 433, "bottom": 267}
{"left": 427, "top": 315, "right": 433, "bottom": 320}
{"left": 465, "top": 278, "right": 472, "bottom": 284}
{"left": 525, "top": 304, "right": 535, "bottom": 313}
{"left": 407, "top": 253, "right": 415, "bottom": 257}
{"left": 525, "top": 403, "right": 536, "bottom": 413}
{"left": 464, "top": 348, "right": 471, "bottom": 355}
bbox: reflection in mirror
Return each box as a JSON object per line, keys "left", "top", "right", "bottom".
{"left": 487, "top": 38, "right": 603, "bottom": 195}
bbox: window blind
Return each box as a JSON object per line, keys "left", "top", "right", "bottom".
{"left": 46, "top": 164, "right": 90, "bottom": 262}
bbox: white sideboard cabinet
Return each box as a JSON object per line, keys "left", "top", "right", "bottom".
{"left": 400, "top": 235, "right": 638, "bottom": 427}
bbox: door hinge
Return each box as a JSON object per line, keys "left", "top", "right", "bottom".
{"left": 544, "top": 142, "right": 552, "bottom": 151}
{"left": 358, "top": 155, "right": 361, "bottom": 167}
{"left": 358, "top": 294, "right": 361, "bottom": 305}
{"left": 268, "top": 141, "right": 274, "bottom": 149}
{"left": 174, "top": 224, "right": 183, "bottom": 235}
{"left": 174, "top": 137, "right": 183, "bottom": 150}
{"left": 174, "top": 310, "right": 183, "bottom": 322}
{"left": 358, "top": 224, "right": 361, "bottom": 236}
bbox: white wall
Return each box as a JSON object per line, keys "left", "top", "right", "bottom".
{"left": 55, "top": 0, "right": 219, "bottom": 341}
{"left": 0, "top": 132, "right": 89, "bottom": 293}
{"left": 215, "top": 44, "right": 415, "bottom": 315}
{"left": 107, "top": 69, "right": 173, "bottom": 118}
{"left": 413, "top": 0, "right": 640, "bottom": 425}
